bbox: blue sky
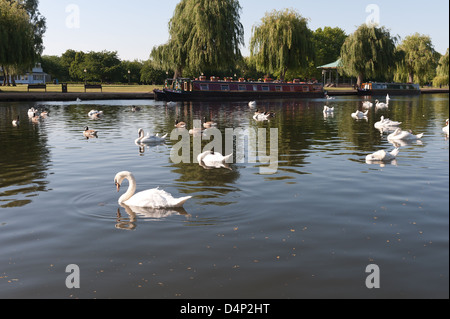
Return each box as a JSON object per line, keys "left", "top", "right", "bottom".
{"left": 39, "top": 0, "right": 449, "bottom": 61}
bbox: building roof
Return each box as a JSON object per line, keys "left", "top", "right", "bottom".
{"left": 317, "top": 59, "right": 343, "bottom": 69}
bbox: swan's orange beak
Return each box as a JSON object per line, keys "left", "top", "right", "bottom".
{"left": 115, "top": 182, "right": 121, "bottom": 192}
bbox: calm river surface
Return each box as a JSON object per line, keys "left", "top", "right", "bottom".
{"left": 0, "top": 94, "right": 448, "bottom": 299}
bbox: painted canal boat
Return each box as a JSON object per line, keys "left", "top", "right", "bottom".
{"left": 154, "top": 77, "right": 325, "bottom": 101}
{"left": 358, "top": 82, "right": 421, "bottom": 96}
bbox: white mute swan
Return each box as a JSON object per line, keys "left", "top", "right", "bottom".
{"left": 135, "top": 128, "right": 167, "bottom": 144}
{"left": 12, "top": 116, "right": 20, "bottom": 126}
{"left": 362, "top": 101, "right": 373, "bottom": 109}
{"left": 374, "top": 116, "right": 402, "bottom": 129}
{"left": 388, "top": 128, "right": 424, "bottom": 141}
{"left": 253, "top": 110, "right": 275, "bottom": 121}
{"left": 88, "top": 110, "right": 103, "bottom": 119}
{"left": 366, "top": 148, "right": 399, "bottom": 162}
{"left": 351, "top": 110, "right": 369, "bottom": 119}
{"left": 323, "top": 106, "right": 334, "bottom": 114}
{"left": 197, "top": 151, "right": 233, "bottom": 170}
{"left": 375, "top": 99, "right": 388, "bottom": 109}
{"left": 114, "top": 171, "right": 192, "bottom": 208}
{"left": 443, "top": 119, "right": 449, "bottom": 135}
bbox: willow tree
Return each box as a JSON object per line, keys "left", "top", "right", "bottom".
{"left": 249, "top": 9, "right": 314, "bottom": 81}
{"left": 340, "top": 24, "right": 398, "bottom": 86}
{"left": 395, "top": 33, "right": 437, "bottom": 84}
{"left": 0, "top": 0, "right": 37, "bottom": 85}
{"left": 433, "top": 48, "right": 449, "bottom": 87}
{"left": 152, "top": 0, "right": 244, "bottom": 77}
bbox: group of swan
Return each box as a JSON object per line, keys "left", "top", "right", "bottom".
{"left": 362, "top": 95, "right": 390, "bottom": 109}
{"left": 17, "top": 107, "right": 50, "bottom": 125}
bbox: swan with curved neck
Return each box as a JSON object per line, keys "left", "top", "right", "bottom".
{"left": 114, "top": 171, "right": 191, "bottom": 208}
{"left": 135, "top": 128, "right": 167, "bottom": 145}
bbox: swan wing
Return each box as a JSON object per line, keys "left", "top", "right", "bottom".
{"left": 125, "top": 188, "right": 191, "bottom": 208}
{"left": 367, "top": 150, "right": 387, "bottom": 161}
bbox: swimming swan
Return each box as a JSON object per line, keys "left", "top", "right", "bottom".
{"left": 387, "top": 128, "right": 424, "bottom": 141}
{"left": 374, "top": 116, "right": 402, "bottom": 129}
{"left": 443, "top": 119, "right": 449, "bottom": 135}
{"left": 375, "top": 100, "right": 388, "bottom": 109}
{"left": 351, "top": 110, "right": 369, "bottom": 119}
{"left": 362, "top": 101, "right": 373, "bottom": 109}
{"left": 12, "top": 116, "right": 20, "bottom": 126}
{"left": 88, "top": 110, "right": 103, "bottom": 119}
{"left": 135, "top": 128, "right": 167, "bottom": 144}
{"left": 366, "top": 148, "right": 399, "bottom": 163}
{"left": 323, "top": 106, "right": 334, "bottom": 114}
{"left": 197, "top": 151, "right": 233, "bottom": 170}
{"left": 114, "top": 171, "right": 192, "bottom": 208}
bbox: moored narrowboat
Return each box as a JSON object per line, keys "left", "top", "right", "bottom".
{"left": 358, "top": 82, "right": 421, "bottom": 96}
{"left": 154, "top": 77, "right": 325, "bottom": 101}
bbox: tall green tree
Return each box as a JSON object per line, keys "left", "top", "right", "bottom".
{"left": 152, "top": 0, "right": 244, "bottom": 77}
{"left": 249, "top": 9, "right": 314, "bottom": 81}
{"left": 313, "top": 27, "right": 347, "bottom": 66}
{"left": 433, "top": 48, "right": 449, "bottom": 87}
{"left": 395, "top": 33, "right": 437, "bottom": 84}
{"left": 340, "top": 24, "right": 398, "bottom": 86}
{"left": 84, "top": 51, "right": 122, "bottom": 83}
{"left": 8, "top": 0, "right": 47, "bottom": 56}
{"left": 0, "top": 0, "right": 36, "bottom": 85}
{"left": 40, "top": 55, "right": 68, "bottom": 81}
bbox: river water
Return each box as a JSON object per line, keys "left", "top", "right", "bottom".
{"left": 0, "top": 94, "right": 448, "bottom": 299}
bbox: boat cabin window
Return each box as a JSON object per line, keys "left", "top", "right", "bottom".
{"left": 221, "top": 85, "right": 230, "bottom": 91}
{"left": 262, "top": 86, "right": 269, "bottom": 91}
{"left": 200, "top": 84, "right": 209, "bottom": 91}
{"left": 238, "top": 85, "right": 247, "bottom": 91}
{"left": 275, "top": 86, "right": 282, "bottom": 92}
{"left": 253, "top": 85, "right": 258, "bottom": 91}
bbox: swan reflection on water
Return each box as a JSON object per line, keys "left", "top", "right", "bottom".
{"left": 115, "top": 204, "right": 191, "bottom": 230}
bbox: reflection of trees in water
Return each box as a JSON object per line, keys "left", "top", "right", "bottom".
{"left": 0, "top": 104, "right": 51, "bottom": 208}
{"left": 170, "top": 162, "right": 241, "bottom": 205}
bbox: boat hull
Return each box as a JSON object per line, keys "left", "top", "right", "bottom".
{"left": 358, "top": 89, "right": 421, "bottom": 96}
{"left": 358, "top": 82, "right": 421, "bottom": 96}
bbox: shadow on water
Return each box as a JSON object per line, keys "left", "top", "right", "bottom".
{"left": 0, "top": 103, "right": 51, "bottom": 208}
